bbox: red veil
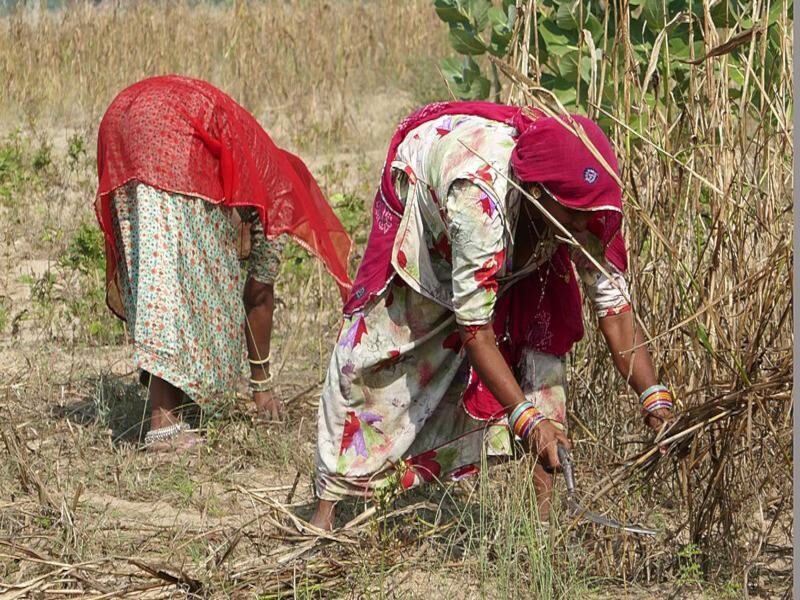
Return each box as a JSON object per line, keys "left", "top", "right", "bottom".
{"left": 96, "top": 75, "right": 352, "bottom": 316}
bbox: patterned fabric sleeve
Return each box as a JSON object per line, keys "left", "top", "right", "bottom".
{"left": 245, "top": 216, "right": 286, "bottom": 285}
{"left": 446, "top": 180, "right": 506, "bottom": 326}
{"left": 572, "top": 234, "right": 631, "bottom": 318}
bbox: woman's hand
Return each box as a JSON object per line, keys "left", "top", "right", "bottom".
{"left": 527, "top": 420, "right": 571, "bottom": 470}
{"left": 644, "top": 407, "right": 672, "bottom": 433}
{"left": 253, "top": 390, "right": 281, "bottom": 422}
{"left": 458, "top": 324, "right": 571, "bottom": 469}
{"left": 646, "top": 406, "right": 681, "bottom": 456}
{"left": 598, "top": 313, "right": 676, "bottom": 440}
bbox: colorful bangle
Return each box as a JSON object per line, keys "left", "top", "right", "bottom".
{"left": 509, "top": 401, "right": 535, "bottom": 427}
{"left": 518, "top": 411, "right": 546, "bottom": 439}
{"left": 509, "top": 402, "right": 546, "bottom": 440}
{"left": 643, "top": 391, "right": 672, "bottom": 408}
{"left": 643, "top": 391, "right": 672, "bottom": 404}
{"left": 642, "top": 389, "right": 674, "bottom": 414}
{"left": 512, "top": 408, "right": 537, "bottom": 437}
{"left": 638, "top": 384, "right": 669, "bottom": 404}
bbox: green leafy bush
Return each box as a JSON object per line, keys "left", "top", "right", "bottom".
{"left": 0, "top": 131, "right": 32, "bottom": 207}
{"left": 435, "top": 0, "right": 516, "bottom": 100}
{"left": 61, "top": 222, "right": 105, "bottom": 275}
{"left": 434, "top": 0, "right": 792, "bottom": 119}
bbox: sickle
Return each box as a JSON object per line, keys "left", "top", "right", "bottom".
{"left": 557, "top": 445, "right": 657, "bottom": 537}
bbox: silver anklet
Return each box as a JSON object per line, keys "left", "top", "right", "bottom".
{"left": 144, "top": 422, "right": 190, "bottom": 445}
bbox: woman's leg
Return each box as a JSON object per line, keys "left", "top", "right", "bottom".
{"left": 141, "top": 373, "right": 204, "bottom": 452}
{"left": 532, "top": 463, "right": 555, "bottom": 521}
{"left": 110, "top": 182, "right": 245, "bottom": 450}
{"left": 310, "top": 499, "right": 337, "bottom": 531}
{"left": 147, "top": 374, "right": 184, "bottom": 429}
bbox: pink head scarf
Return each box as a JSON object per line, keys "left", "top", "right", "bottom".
{"left": 511, "top": 111, "right": 627, "bottom": 271}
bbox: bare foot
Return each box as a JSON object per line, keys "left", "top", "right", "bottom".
{"left": 309, "top": 500, "right": 336, "bottom": 531}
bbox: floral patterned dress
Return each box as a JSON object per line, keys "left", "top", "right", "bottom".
{"left": 110, "top": 181, "right": 284, "bottom": 402}
{"left": 315, "top": 115, "right": 630, "bottom": 502}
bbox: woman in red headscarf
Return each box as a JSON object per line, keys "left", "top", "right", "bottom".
{"left": 310, "top": 102, "right": 673, "bottom": 530}
{"left": 96, "top": 75, "right": 352, "bottom": 451}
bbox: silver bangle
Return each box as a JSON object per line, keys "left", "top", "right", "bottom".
{"left": 248, "top": 353, "right": 271, "bottom": 366}
{"left": 249, "top": 373, "right": 274, "bottom": 393}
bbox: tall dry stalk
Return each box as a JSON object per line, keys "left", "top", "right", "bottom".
{"left": 498, "top": 0, "right": 792, "bottom": 585}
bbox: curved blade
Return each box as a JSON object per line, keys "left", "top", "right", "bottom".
{"left": 557, "top": 445, "right": 657, "bottom": 537}
{"left": 566, "top": 497, "right": 657, "bottom": 536}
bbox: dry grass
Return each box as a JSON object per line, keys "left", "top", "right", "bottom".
{"left": 0, "top": 0, "right": 792, "bottom": 598}
{"left": 0, "top": 0, "right": 449, "bottom": 151}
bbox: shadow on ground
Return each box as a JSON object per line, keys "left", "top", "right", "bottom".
{"left": 51, "top": 372, "right": 202, "bottom": 445}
